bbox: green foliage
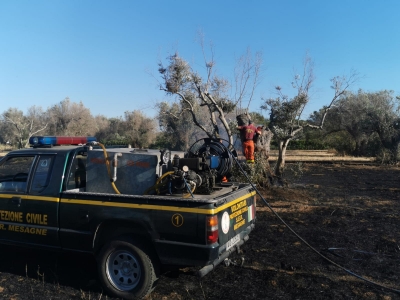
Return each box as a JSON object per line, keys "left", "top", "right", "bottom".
{"left": 358, "top": 132, "right": 384, "bottom": 157}
{"left": 375, "top": 147, "right": 399, "bottom": 164}
{"left": 268, "top": 139, "right": 316, "bottom": 150}
{"left": 285, "top": 162, "right": 304, "bottom": 178}
{"left": 310, "top": 90, "right": 400, "bottom": 159}
{"left": 99, "top": 138, "right": 130, "bottom": 146}
{"left": 229, "top": 152, "right": 272, "bottom": 187}
{"left": 322, "top": 131, "right": 355, "bottom": 155}
{"left": 248, "top": 112, "right": 268, "bottom": 126}
{"left": 151, "top": 133, "right": 174, "bottom": 150}
{"left": 375, "top": 147, "right": 399, "bottom": 165}
{"left": 285, "top": 140, "right": 329, "bottom": 150}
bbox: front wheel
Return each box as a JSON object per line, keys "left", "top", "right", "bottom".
{"left": 97, "top": 238, "right": 158, "bottom": 299}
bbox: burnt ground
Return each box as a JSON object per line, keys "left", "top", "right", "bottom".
{"left": 0, "top": 163, "right": 399, "bottom": 299}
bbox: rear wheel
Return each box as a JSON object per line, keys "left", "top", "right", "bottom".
{"left": 97, "top": 238, "right": 158, "bottom": 299}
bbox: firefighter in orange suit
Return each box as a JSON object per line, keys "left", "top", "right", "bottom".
{"left": 237, "top": 120, "right": 261, "bottom": 163}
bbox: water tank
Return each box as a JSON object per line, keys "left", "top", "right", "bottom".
{"left": 86, "top": 148, "right": 158, "bottom": 195}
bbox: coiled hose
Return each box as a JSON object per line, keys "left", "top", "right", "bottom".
{"left": 188, "top": 138, "right": 236, "bottom": 176}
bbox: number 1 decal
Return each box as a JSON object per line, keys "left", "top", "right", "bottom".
{"left": 171, "top": 213, "right": 184, "bottom": 227}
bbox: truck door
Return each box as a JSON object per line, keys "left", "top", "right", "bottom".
{"left": 0, "top": 155, "right": 34, "bottom": 242}
{"left": 59, "top": 150, "right": 93, "bottom": 252}
{"left": 0, "top": 154, "right": 60, "bottom": 248}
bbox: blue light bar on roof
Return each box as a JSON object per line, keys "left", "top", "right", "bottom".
{"left": 29, "top": 136, "right": 97, "bottom": 147}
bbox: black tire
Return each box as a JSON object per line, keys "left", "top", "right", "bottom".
{"left": 97, "top": 237, "right": 158, "bottom": 300}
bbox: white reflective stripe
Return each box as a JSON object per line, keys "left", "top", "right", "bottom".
{"left": 248, "top": 204, "right": 254, "bottom": 221}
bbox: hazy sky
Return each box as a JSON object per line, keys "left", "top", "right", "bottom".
{"left": 1, "top": 0, "right": 399, "bottom": 119}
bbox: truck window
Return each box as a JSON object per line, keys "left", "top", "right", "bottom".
{"left": 0, "top": 156, "right": 35, "bottom": 193}
{"left": 66, "top": 154, "right": 87, "bottom": 191}
{"left": 30, "top": 155, "right": 54, "bottom": 193}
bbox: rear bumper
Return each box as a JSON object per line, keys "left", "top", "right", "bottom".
{"left": 154, "top": 239, "right": 219, "bottom": 266}
{"left": 153, "top": 223, "right": 255, "bottom": 272}
{"left": 197, "top": 223, "right": 255, "bottom": 277}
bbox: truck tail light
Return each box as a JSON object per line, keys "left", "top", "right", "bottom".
{"left": 206, "top": 215, "right": 218, "bottom": 244}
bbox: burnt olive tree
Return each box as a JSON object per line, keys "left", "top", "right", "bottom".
{"left": 158, "top": 48, "right": 262, "bottom": 147}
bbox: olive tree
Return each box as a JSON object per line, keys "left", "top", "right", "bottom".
{"left": 122, "top": 110, "right": 157, "bottom": 148}
{"left": 157, "top": 101, "right": 206, "bottom": 150}
{"left": 261, "top": 55, "right": 359, "bottom": 178}
{"left": 0, "top": 106, "right": 47, "bottom": 148}
{"left": 93, "top": 115, "right": 112, "bottom": 142}
{"left": 47, "top": 98, "right": 96, "bottom": 136}
{"left": 158, "top": 48, "right": 262, "bottom": 146}
{"left": 310, "top": 90, "right": 400, "bottom": 160}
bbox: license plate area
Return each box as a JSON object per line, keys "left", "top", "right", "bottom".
{"left": 226, "top": 233, "right": 240, "bottom": 251}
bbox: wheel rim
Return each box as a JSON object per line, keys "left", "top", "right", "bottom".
{"left": 106, "top": 249, "right": 142, "bottom": 291}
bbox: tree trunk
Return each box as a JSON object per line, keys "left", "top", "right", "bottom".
{"left": 254, "top": 129, "right": 273, "bottom": 157}
{"left": 236, "top": 113, "right": 251, "bottom": 126}
{"left": 354, "top": 138, "right": 367, "bottom": 156}
{"left": 275, "top": 138, "right": 290, "bottom": 179}
{"left": 18, "top": 137, "right": 24, "bottom": 149}
{"left": 254, "top": 128, "right": 275, "bottom": 186}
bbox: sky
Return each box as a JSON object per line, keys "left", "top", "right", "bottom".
{"left": 0, "top": 0, "right": 399, "bottom": 120}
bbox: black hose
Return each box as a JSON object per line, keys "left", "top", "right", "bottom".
{"left": 226, "top": 147, "right": 400, "bottom": 295}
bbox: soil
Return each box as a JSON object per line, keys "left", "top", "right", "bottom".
{"left": 0, "top": 162, "right": 398, "bottom": 299}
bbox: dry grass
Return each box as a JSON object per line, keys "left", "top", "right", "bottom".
{"left": 268, "top": 150, "right": 374, "bottom": 162}
{"left": 0, "top": 144, "right": 13, "bottom": 157}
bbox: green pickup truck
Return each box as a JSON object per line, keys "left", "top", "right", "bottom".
{"left": 0, "top": 136, "right": 256, "bottom": 299}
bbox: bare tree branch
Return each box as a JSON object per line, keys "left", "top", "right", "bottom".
{"left": 305, "top": 69, "right": 361, "bottom": 130}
